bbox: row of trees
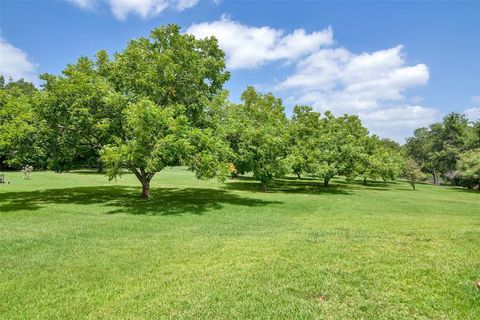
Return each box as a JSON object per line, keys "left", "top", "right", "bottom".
{"left": 2, "top": 25, "right": 231, "bottom": 197}
{"left": 209, "top": 91, "right": 405, "bottom": 191}
{"left": 405, "top": 113, "right": 480, "bottom": 189}
{"left": 1, "top": 25, "right": 478, "bottom": 196}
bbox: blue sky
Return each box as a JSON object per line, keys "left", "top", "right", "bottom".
{"left": 1, "top": 0, "right": 479, "bottom": 142}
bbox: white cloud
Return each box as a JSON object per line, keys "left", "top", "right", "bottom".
{"left": 186, "top": 16, "right": 333, "bottom": 69}
{"left": 0, "top": 37, "right": 37, "bottom": 83}
{"left": 464, "top": 107, "right": 480, "bottom": 121}
{"left": 359, "top": 106, "right": 439, "bottom": 142}
{"left": 109, "top": 0, "right": 168, "bottom": 20}
{"left": 175, "top": 0, "right": 199, "bottom": 10}
{"left": 410, "top": 95, "right": 424, "bottom": 104}
{"left": 187, "top": 18, "right": 433, "bottom": 140}
{"left": 68, "top": 0, "right": 200, "bottom": 20}
{"left": 273, "top": 39, "right": 431, "bottom": 141}
{"left": 278, "top": 45, "right": 429, "bottom": 111}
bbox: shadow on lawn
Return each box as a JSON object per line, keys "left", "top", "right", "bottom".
{"left": 224, "top": 176, "right": 352, "bottom": 195}
{"left": 334, "top": 179, "right": 394, "bottom": 191}
{"left": 0, "top": 186, "right": 281, "bottom": 216}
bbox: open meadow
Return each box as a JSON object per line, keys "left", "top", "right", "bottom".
{"left": 1, "top": 168, "right": 479, "bottom": 319}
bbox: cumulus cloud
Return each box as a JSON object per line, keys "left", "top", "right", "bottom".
{"left": 186, "top": 16, "right": 333, "bottom": 69}
{"left": 187, "top": 17, "right": 435, "bottom": 141}
{"left": 175, "top": 0, "right": 200, "bottom": 10}
{"left": 359, "top": 106, "right": 439, "bottom": 142}
{"left": 274, "top": 40, "right": 431, "bottom": 141}
{"left": 0, "top": 37, "right": 37, "bottom": 83}
{"left": 68, "top": 0, "right": 201, "bottom": 20}
{"left": 109, "top": 0, "right": 169, "bottom": 20}
{"left": 278, "top": 45, "right": 429, "bottom": 111}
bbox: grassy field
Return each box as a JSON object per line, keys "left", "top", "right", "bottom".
{"left": 0, "top": 168, "right": 479, "bottom": 319}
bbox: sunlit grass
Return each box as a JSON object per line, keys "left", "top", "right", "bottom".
{"left": 1, "top": 168, "right": 479, "bottom": 319}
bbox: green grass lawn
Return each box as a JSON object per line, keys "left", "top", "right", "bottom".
{"left": 1, "top": 168, "right": 479, "bottom": 319}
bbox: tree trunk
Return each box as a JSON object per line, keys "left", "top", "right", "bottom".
{"left": 260, "top": 182, "right": 268, "bottom": 192}
{"left": 363, "top": 177, "right": 367, "bottom": 185}
{"left": 324, "top": 177, "right": 330, "bottom": 187}
{"left": 410, "top": 179, "right": 416, "bottom": 191}
{"left": 97, "top": 160, "right": 104, "bottom": 174}
{"left": 141, "top": 179, "right": 150, "bottom": 198}
{"left": 131, "top": 168, "right": 153, "bottom": 199}
{"left": 296, "top": 172, "right": 301, "bottom": 179}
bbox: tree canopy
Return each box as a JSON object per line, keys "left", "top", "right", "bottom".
{"left": 214, "top": 86, "right": 289, "bottom": 191}
{"left": 1, "top": 24, "right": 478, "bottom": 196}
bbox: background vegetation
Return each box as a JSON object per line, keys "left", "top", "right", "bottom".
{"left": 1, "top": 25, "right": 479, "bottom": 196}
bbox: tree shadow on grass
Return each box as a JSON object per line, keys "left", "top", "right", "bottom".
{"left": 224, "top": 176, "right": 351, "bottom": 195}
{"left": 334, "top": 179, "right": 394, "bottom": 191}
{"left": 0, "top": 186, "right": 281, "bottom": 216}
{"left": 449, "top": 187, "right": 480, "bottom": 194}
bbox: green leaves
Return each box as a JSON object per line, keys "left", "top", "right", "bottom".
{"left": 26, "top": 24, "right": 231, "bottom": 197}
{"left": 405, "top": 112, "right": 475, "bottom": 183}
{"left": 0, "top": 81, "right": 44, "bottom": 168}
{"left": 102, "top": 99, "right": 188, "bottom": 176}
{"left": 403, "top": 158, "right": 425, "bottom": 190}
{"left": 36, "top": 55, "right": 120, "bottom": 172}
{"left": 360, "top": 136, "right": 404, "bottom": 183}
{"left": 215, "top": 87, "right": 290, "bottom": 189}
{"left": 288, "top": 107, "right": 370, "bottom": 185}
{"left": 109, "top": 24, "right": 229, "bottom": 126}
{"left": 456, "top": 148, "right": 480, "bottom": 188}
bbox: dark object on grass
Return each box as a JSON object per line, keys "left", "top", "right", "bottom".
{"left": 0, "top": 174, "right": 5, "bottom": 184}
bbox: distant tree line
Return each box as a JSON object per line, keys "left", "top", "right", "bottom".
{"left": 1, "top": 25, "right": 479, "bottom": 196}
{"left": 405, "top": 113, "right": 480, "bottom": 189}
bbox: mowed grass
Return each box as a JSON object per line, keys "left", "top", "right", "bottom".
{"left": 0, "top": 168, "right": 479, "bottom": 319}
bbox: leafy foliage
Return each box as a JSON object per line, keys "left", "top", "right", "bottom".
{"left": 405, "top": 112, "right": 475, "bottom": 185}
{"left": 0, "top": 78, "right": 44, "bottom": 169}
{"left": 403, "top": 158, "right": 424, "bottom": 190}
{"left": 98, "top": 25, "right": 230, "bottom": 197}
{"left": 456, "top": 148, "right": 480, "bottom": 189}
{"left": 214, "top": 87, "right": 289, "bottom": 191}
{"left": 360, "top": 136, "right": 404, "bottom": 184}
{"left": 287, "top": 106, "right": 369, "bottom": 186}
{"left": 37, "top": 57, "right": 119, "bottom": 172}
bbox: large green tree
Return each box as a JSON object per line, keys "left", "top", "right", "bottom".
{"left": 456, "top": 148, "right": 480, "bottom": 189}
{"left": 216, "top": 87, "right": 289, "bottom": 191}
{"left": 0, "top": 77, "right": 44, "bottom": 169}
{"left": 312, "top": 112, "right": 367, "bottom": 186}
{"left": 287, "top": 105, "right": 322, "bottom": 179}
{"left": 99, "top": 25, "right": 230, "bottom": 197}
{"left": 37, "top": 56, "right": 119, "bottom": 172}
{"left": 287, "top": 106, "right": 368, "bottom": 186}
{"left": 33, "top": 25, "right": 230, "bottom": 197}
{"left": 406, "top": 113, "right": 471, "bottom": 184}
{"left": 360, "top": 136, "right": 404, "bottom": 185}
